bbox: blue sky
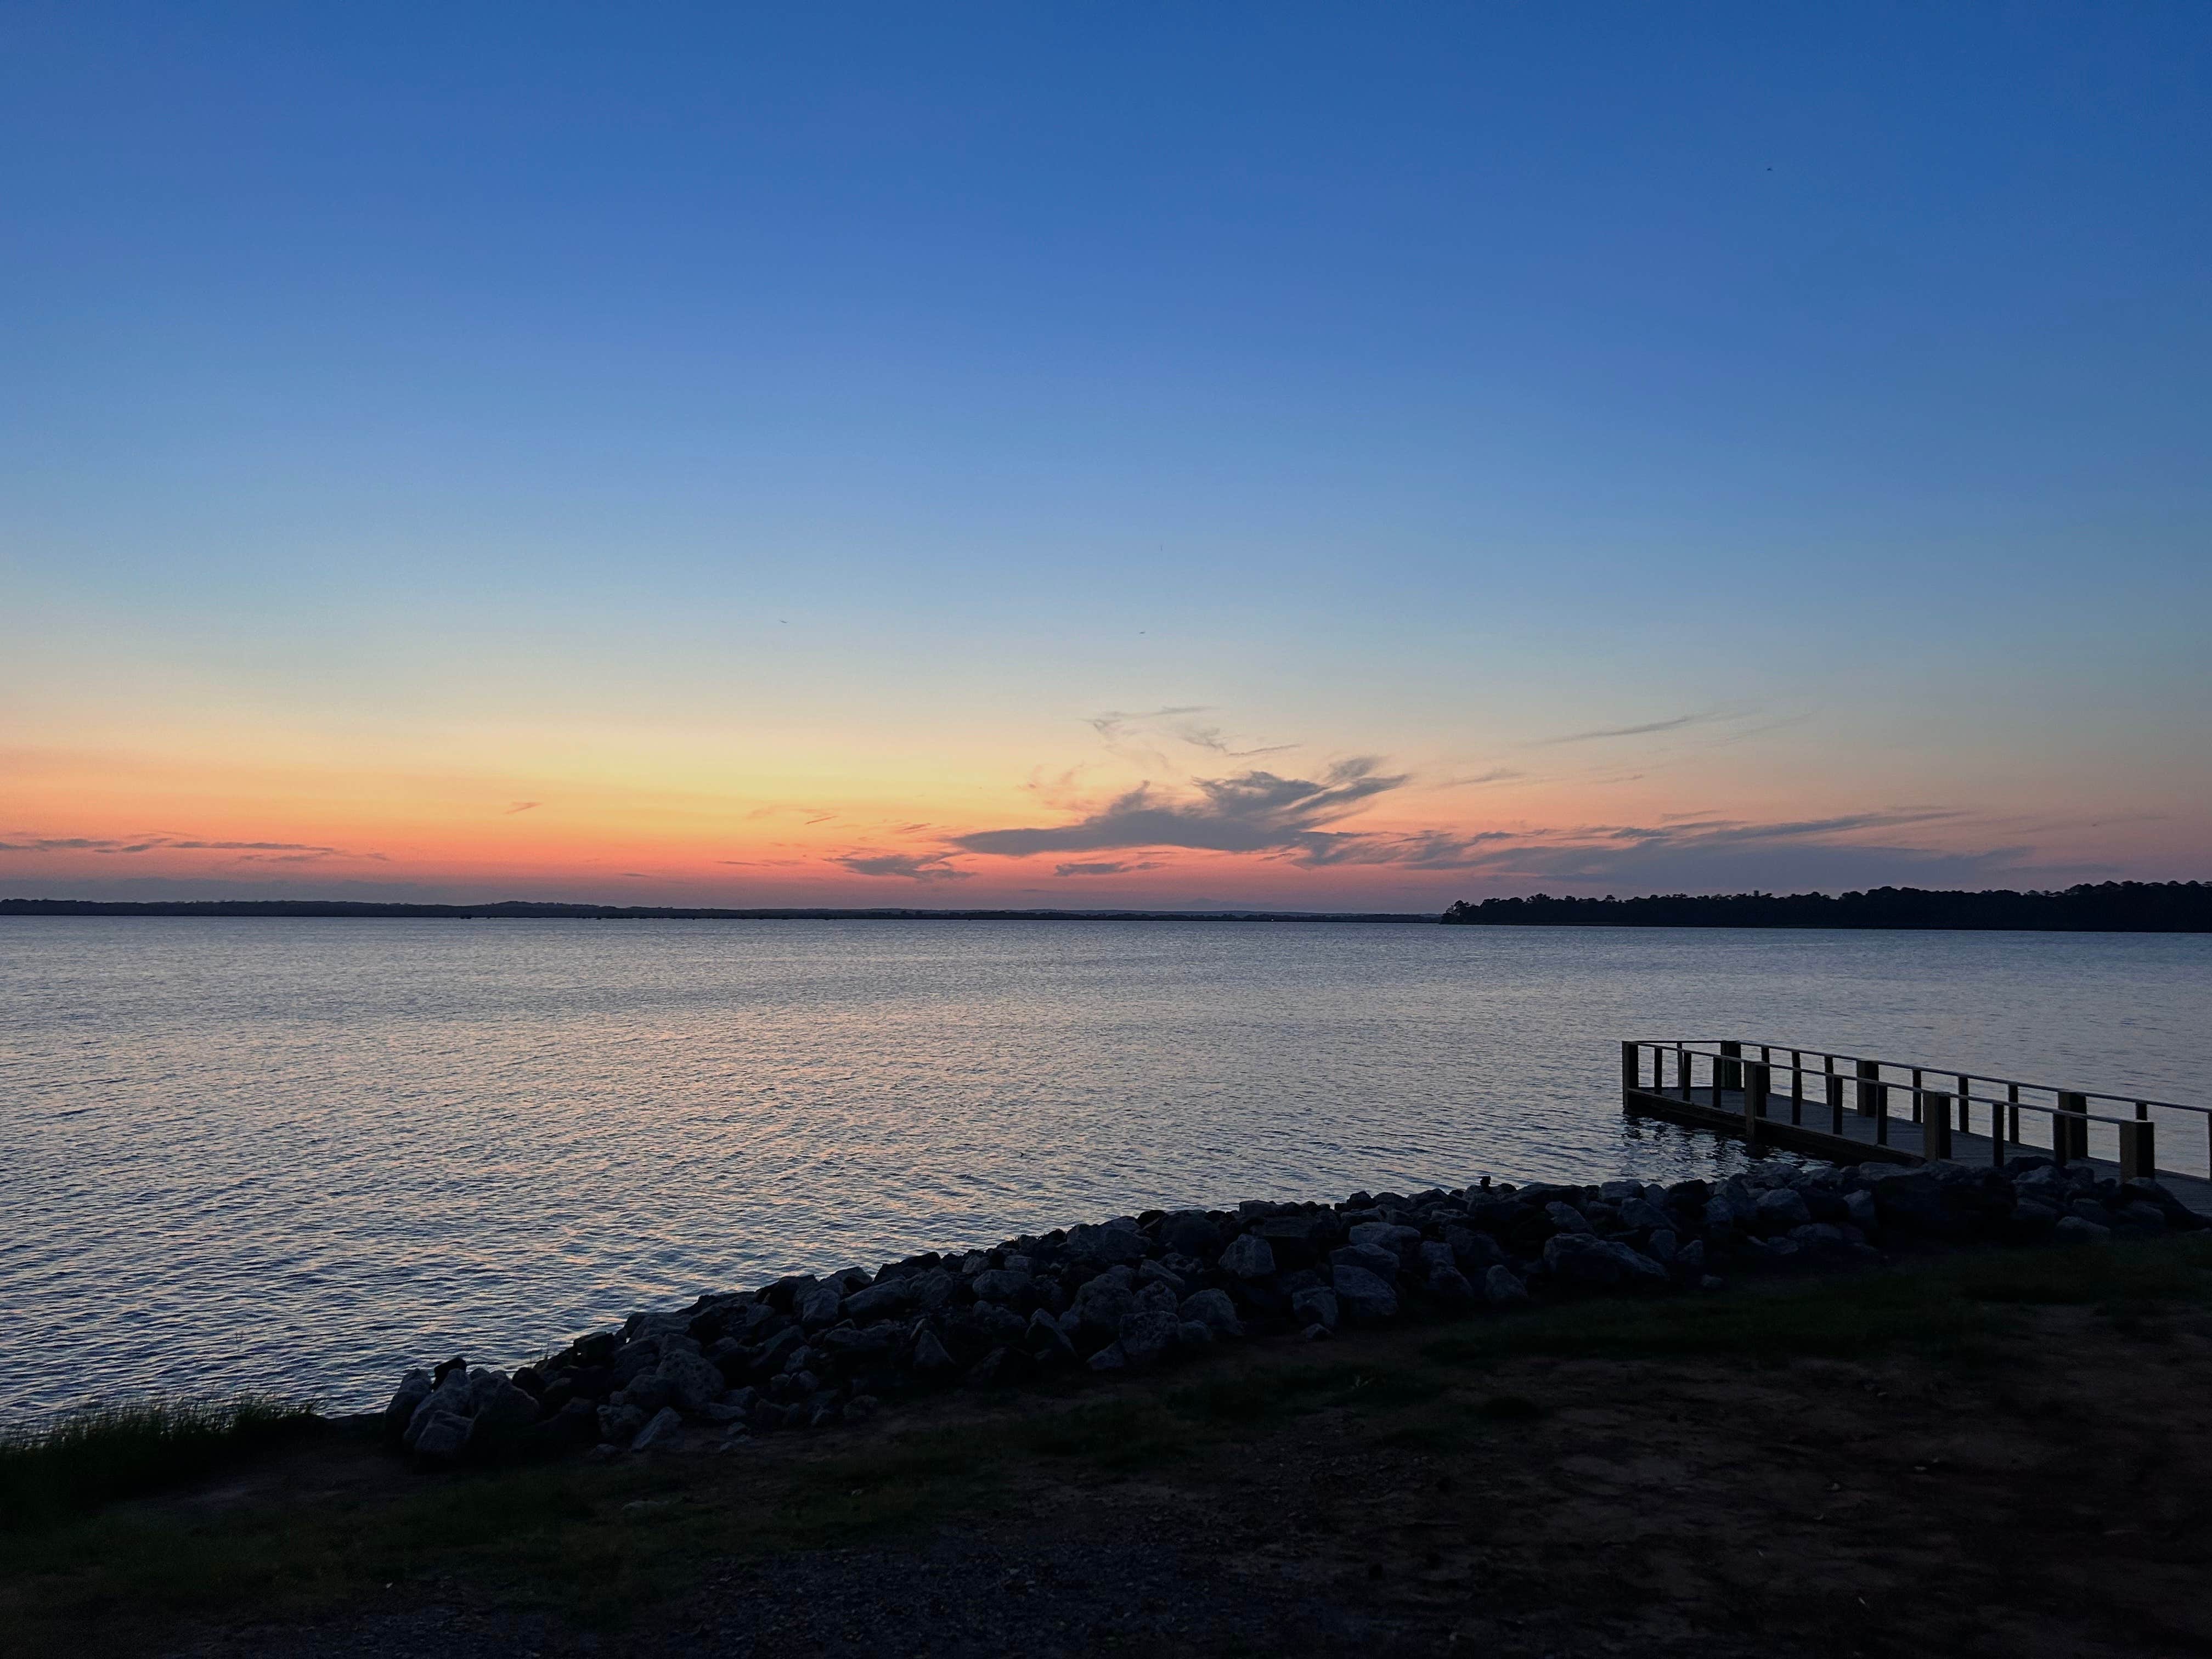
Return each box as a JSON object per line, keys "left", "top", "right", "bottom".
{"left": 3, "top": 3, "right": 2207, "bottom": 905}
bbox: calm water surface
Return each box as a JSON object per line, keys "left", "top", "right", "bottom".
{"left": 3, "top": 919, "right": 2206, "bottom": 1419}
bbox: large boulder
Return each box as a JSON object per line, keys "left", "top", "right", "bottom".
{"left": 1178, "top": 1288, "right": 1243, "bottom": 1339}
{"left": 1482, "top": 1265, "right": 1531, "bottom": 1307}
{"left": 796, "top": 1283, "right": 845, "bottom": 1330}
{"left": 843, "top": 1280, "right": 914, "bottom": 1322}
{"left": 1159, "top": 1210, "right": 1222, "bottom": 1257}
{"left": 1065, "top": 1223, "right": 1148, "bottom": 1266}
{"left": 656, "top": 1347, "right": 726, "bottom": 1414}
{"left": 1219, "top": 1233, "right": 1277, "bottom": 1280}
{"left": 968, "top": 1269, "right": 1032, "bottom": 1304}
{"left": 1542, "top": 1233, "right": 1669, "bottom": 1290}
{"left": 1753, "top": 1188, "right": 1813, "bottom": 1233}
{"left": 1329, "top": 1242, "right": 1402, "bottom": 1282}
{"left": 1331, "top": 1263, "right": 1400, "bottom": 1322}
{"left": 1290, "top": 1285, "right": 1340, "bottom": 1331}
{"left": 383, "top": 1369, "right": 433, "bottom": 1443}
{"left": 1119, "top": 1309, "right": 1183, "bottom": 1367}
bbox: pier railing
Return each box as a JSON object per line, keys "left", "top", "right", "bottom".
{"left": 1622, "top": 1038, "right": 2211, "bottom": 1183}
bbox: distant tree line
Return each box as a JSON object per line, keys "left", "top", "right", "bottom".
{"left": 1438, "top": 881, "right": 2211, "bottom": 932}
{"left": 0, "top": 899, "right": 1431, "bottom": 923}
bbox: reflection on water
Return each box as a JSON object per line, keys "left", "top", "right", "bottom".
{"left": 2, "top": 918, "right": 2204, "bottom": 1417}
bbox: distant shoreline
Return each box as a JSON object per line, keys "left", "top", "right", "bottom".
{"left": 3, "top": 882, "right": 2209, "bottom": 929}
{"left": 0, "top": 899, "right": 1434, "bottom": 923}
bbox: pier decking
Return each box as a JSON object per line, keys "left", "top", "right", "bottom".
{"left": 1622, "top": 1039, "right": 2212, "bottom": 1218}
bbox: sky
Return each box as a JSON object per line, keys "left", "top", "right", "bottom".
{"left": 3, "top": 2, "right": 2208, "bottom": 910}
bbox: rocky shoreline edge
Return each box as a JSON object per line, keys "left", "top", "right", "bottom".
{"left": 383, "top": 1154, "right": 2205, "bottom": 1465}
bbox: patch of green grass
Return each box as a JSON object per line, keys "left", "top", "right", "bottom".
{"left": 1951, "top": 1235, "right": 2212, "bottom": 1313}
{"left": 1417, "top": 1235, "right": 2212, "bottom": 1372}
{"left": 0, "top": 1395, "right": 322, "bottom": 1526}
{"left": 1016, "top": 1400, "right": 1198, "bottom": 1472}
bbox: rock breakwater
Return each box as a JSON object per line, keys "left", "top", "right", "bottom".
{"left": 384, "top": 1154, "right": 2205, "bottom": 1464}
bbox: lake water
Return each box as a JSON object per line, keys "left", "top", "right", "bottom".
{"left": 3, "top": 918, "right": 2207, "bottom": 1420}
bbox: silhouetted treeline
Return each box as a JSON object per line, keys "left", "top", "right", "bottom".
{"left": 1439, "top": 882, "right": 2212, "bottom": 932}
{"left": 0, "top": 899, "right": 1430, "bottom": 923}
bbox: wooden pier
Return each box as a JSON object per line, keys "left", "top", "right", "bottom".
{"left": 1622, "top": 1039, "right": 2212, "bottom": 1218}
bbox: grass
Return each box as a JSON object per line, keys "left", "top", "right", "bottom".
{"left": 10, "top": 1234, "right": 2212, "bottom": 1656}
{"left": 0, "top": 1395, "right": 323, "bottom": 1526}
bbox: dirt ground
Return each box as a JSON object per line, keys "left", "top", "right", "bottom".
{"left": 22, "top": 1240, "right": 2212, "bottom": 1659}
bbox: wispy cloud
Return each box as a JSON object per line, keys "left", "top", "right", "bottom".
{"left": 1525, "top": 710, "right": 1733, "bottom": 747}
{"left": 505, "top": 802, "right": 540, "bottom": 815}
{"left": 834, "top": 850, "right": 972, "bottom": 882}
{"left": 0, "top": 834, "right": 358, "bottom": 861}
{"left": 1087, "top": 706, "right": 1295, "bottom": 764}
{"left": 1052, "top": 859, "right": 1163, "bottom": 877}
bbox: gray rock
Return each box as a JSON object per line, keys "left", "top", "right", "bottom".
{"left": 1066, "top": 1223, "right": 1148, "bottom": 1265}
{"left": 1178, "top": 1287, "right": 1244, "bottom": 1338}
{"left": 410, "top": 1411, "right": 473, "bottom": 1463}
{"left": 656, "top": 1347, "right": 726, "bottom": 1414}
{"left": 1347, "top": 1222, "right": 1421, "bottom": 1259}
{"left": 1543, "top": 1232, "right": 1669, "bottom": 1288}
{"left": 383, "top": 1370, "right": 433, "bottom": 1441}
{"left": 1482, "top": 1265, "right": 1530, "bottom": 1307}
{"left": 1331, "top": 1262, "right": 1400, "bottom": 1321}
{"left": 2055, "top": 1214, "right": 2112, "bottom": 1245}
{"left": 1755, "top": 1188, "right": 1813, "bottom": 1231}
{"left": 1120, "top": 1308, "right": 1183, "bottom": 1366}
{"left": 1087, "top": 1342, "right": 1128, "bottom": 1372}
{"left": 1072, "top": 1276, "right": 1137, "bottom": 1337}
{"left": 1843, "top": 1190, "right": 1877, "bottom": 1229}
{"left": 596, "top": 1402, "right": 647, "bottom": 1443}
{"left": 842, "top": 1280, "right": 913, "bottom": 1321}
{"left": 1544, "top": 1202, "right": 1594, "bottom": 1235}
{"left": 969, "top": 1269, "right": 1032, "bottom": 1303}
{"left": 912, "top": 1329, "right": 957, "bottom": 1373}
{"left": 1290, "top": 1285, "right": 1340, "bottom": 1331}
{"left": 796, "top": 1284, "right": 845, "bottom": 1330}
{"left": 475, "top": 1381, "right": 543, "bottom": 1431}
{"left": 1416, "top": 1240, "right": 1455, "bottom": 1274}
{"left": 1674, "top": 1239, "right": 1707, "bottom": 1278}
{"left": 1219, "top": 1233, "right": 1277, "bottom": 1279}
{"left": 1160, "top": 1210, "right": 1222, "bottom": 1257}
{"left": 1646, "top": 1229, "right": 1678, "bottom": 1263}
{"left": 1026, "top": 1308, "right": 1077, "bottom": 1362}
{"left": 1177, "top": 1319, "right": 1214, "bottom": 1348}
{"left": 1617, "top": 1198, "right": 1673, "bottom": 1233}
{"left": 1329, "top": 1242, "right": 1402, "bottom": 1281}
{"left": 1137, "top": 1260, "right": 1188, "bottom": 1295}
{"left": 404, "top": 1376, "right": 471, "bottom": 1449}
{"left": 1132, "top": 1279, "right": 1179, "bottom": 1315}
{"left": 1788, "top": 1222, "right": 1848, "bottom": 1251}
{"left": 631, "top": 1406, "right": 684, "bottom": 1452}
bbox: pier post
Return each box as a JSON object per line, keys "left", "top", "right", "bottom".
{"left": 1719, "top": 1041, "right": 1742, "bottom": 1093}
{"left": 1622, "top": 1041, "right": 1640, "bottom": 1096}
{"left": 1745, "top": 1062, "right": 1769, "bottom": 1141}
{"left": 1923, "top": 1090, "right": 1952, "bottom": 1160}
{"left": 2118, "top": 1118, "right": 2155, "bottom": 1182}
{"left": 2056, "top": 1091, "right": 2089, "bottom": 1162}
{"left": 1826, "top": 1071, "right": 1845, "bottom": 1135}
{"left": 1856, "top": 1058, "right": 1884, "bottom": 1119}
